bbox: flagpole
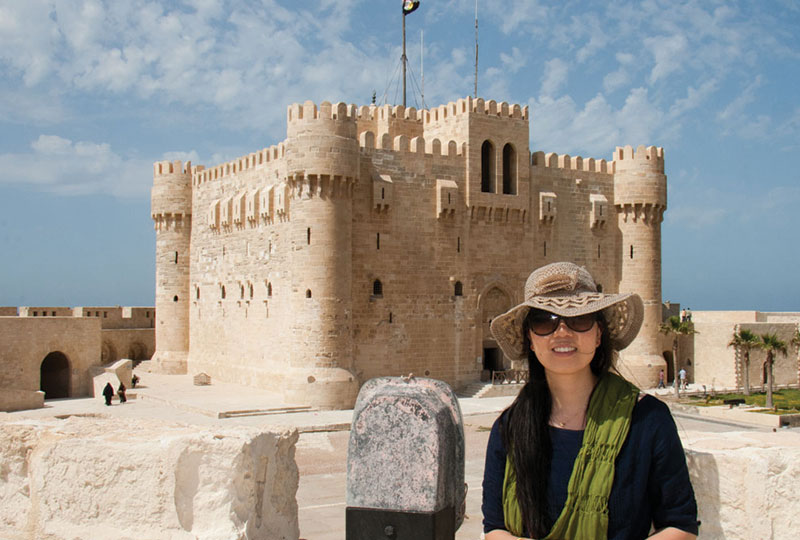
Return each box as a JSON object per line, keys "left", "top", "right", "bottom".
{"left": 402, "top": 11, "right": 407, "bottom": 107}
{"left": 421, "top": 30, "right": 424, "bottom": 108}
{"left": 474, "top": 0, "right": 479, "bottom": 99}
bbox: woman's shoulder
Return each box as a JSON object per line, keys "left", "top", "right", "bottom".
{"left": 631, "top": 393, "right": 678, "bottom": 431}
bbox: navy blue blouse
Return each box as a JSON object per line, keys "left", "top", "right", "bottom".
{"left": 481, "top": 395, "right": 698, "bottom": 539}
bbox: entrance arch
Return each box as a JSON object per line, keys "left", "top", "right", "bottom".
{"left": 662, "top": 350, "right": 674, "bottom": 383}
{"left": 479, "top": 286, "right": 513, "bottom": 378}
{"left": 40, "top": 352, "right": 71, "bottom": 399}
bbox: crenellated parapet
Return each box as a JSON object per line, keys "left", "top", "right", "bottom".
{"left": 531, "top": 151, "right": 612, "bottom": 174}
{"left": 194, "top": 143, "right": 285, "bottom": 185}
{"left": 285, "top": 100, "right": 360, "bottom": 181}
{"left": 423, "top": 97, "right": 528, "bottom": 125}
{"left": 152, "top": 160, "right": 192, "bottom": 231}
{"left": 613, "top": 144, "right": 664, "bottom": 173}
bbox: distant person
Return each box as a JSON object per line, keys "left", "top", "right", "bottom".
{"left": 102, "top": 382, "right": 114, "bottom": 406}
{"left": 132, "top": 374, "right": 140, "bottom": 388}
{"left": 686, "top": 308, "right": 692, "bottom": 322}
{"left": 680, "top": 309, "right": 687, "bottom": 322}
{"left": 657, "top": 369, "right": 666, "bottom": 389}
{"left": 679, "top": 368, "right": 687, "bottom": 390}
{"left": 118, "top": 382, "right": 127, "bottom": 404}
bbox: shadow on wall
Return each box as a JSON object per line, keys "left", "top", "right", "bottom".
{"left": 686, "top": 450, "right": 721, "bottom": 538}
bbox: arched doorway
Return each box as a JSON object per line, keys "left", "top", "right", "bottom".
{"left": 662, "top": 351, "right": 674, "bottom": 383}
{"left": 128, "top": 341, "right": 148, "bottom": 367}
{"left": 480, "top": 286, "right": 512, "bottom": 380}
{"left": 102, "top": 341, "right": 117, "bottom": 364}
{"left": 40, "top": 352, "right": 70, "bottom": 399}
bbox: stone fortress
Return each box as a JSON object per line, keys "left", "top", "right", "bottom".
{"left": 150, "top": 96, "right": 669, "bottom": 409}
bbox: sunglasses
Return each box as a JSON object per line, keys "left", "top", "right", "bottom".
{"left": 528, "top": 312, "right": 598, "bottom": 336}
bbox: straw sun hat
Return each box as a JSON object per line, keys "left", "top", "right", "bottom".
{"left": 490, "top": 262, "right": 644, "bottom": 361}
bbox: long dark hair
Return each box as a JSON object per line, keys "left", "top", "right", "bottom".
{"left": 500, "top": 308, "right": 614, "bottom": 537}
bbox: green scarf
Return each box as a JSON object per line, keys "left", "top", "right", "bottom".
{"left": 502, "top": 372, "right": 640, "bottom": 540}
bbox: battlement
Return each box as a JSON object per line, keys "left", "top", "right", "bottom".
{"left": 355, "top": 104, "right": 424, "bottom": 123}
{"left": 613, "top": 145, "right": 664, "bottom": 173}
{"left": 154, "top": 160, "right": 192, "bottom": 177}
{"left": 358, "top": 131, "right": 465, "bottom": 158}
{"left": 194, "top": 143, "right": 286, "bottom": 185}
{"left": 423, "top": 97, "right": 528, "bottom": 125}
{"left": 287, "top": 100, "right": 358, "bottom": 123}
{"left": 531, "top": 151, "right": 612, "bottom": 174}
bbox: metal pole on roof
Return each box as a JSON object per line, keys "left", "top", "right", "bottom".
{"left": 474, "top": 0, "right": 479, "bottom": 98}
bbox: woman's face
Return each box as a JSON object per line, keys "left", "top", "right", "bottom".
{"left": 528, "top": 312, "right": 602, "bottom": 377}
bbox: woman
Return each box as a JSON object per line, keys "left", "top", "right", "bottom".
{"left": 482, "top": 262, "right": 697, "bottom": 540}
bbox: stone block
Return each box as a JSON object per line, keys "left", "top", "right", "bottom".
{"left": 0, "top": 416, "right": 299, "bottom": 540}
{"left": 683, "top": 430, "right": 800, "bottom": 540}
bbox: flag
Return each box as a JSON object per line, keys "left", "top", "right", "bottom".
{"left": 403, "top": 1, "right": 420, "bottom": 15}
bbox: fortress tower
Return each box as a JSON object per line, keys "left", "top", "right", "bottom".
{"left": 282, "top": 101, "right": 360, "bottom": 408}
{"left": 613, "top": 145, "right": 667, "bottom": 385}
{"left": 150, "top": 160, "right": 192, "bottom": 374}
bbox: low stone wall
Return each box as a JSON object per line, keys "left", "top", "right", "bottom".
{"left": 684, "top": 430, "right": 800, "bottom": 540}
{"left": 0, "top": 388, "right": 44, "bottom": 412}
{"left": 0, "top": 416, "right": 299, "bottom": 540}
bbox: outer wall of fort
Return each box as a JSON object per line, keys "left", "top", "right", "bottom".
{"left": 0, "top": 307, "right": 155, "bottom": 411}
{"left": 151, "top": 97, "right": 668, "bottom": 409}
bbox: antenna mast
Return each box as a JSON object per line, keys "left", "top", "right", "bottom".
{"left": 474, "top": 0, "right": 479, "bottom": 99}
{"left": 402, "top": 10, "right": 407, "bottom": 107}
{"left": 421, "top": 30, "right": 425, "bottom": 107}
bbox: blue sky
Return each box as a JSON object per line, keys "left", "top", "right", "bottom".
{"left": 1, "top": 0, "right": 798, "bottom": 311}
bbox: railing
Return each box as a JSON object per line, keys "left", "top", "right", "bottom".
{"left": 492, "top": 370, "right": 529, "bottom": 385}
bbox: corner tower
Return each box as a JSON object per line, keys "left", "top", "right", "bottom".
{"left": 150, "top": 160, "right": 192, "bottom": 374}
{"left": 613, "top": 145, "right": 667, "bottom": 386}
{"left": 282, "top": 101, "right": 360, "bottom": 409}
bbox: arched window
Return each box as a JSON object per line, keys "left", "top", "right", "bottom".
{"left": 502, "top": 143, "right": 516, "bottom": 194}
{"left": 221, "top": 285, "right": 226, "bottom": 299}
{"left": 240, "top": 284, "right": 245, "bottom": 299}
{"left": 173, "top": 295, "right": 179, "bottom": 302}
{"left": 307, "top": 227, "right": 311, "bottom": 245}
{"left": 306, "top": 289, "right": 312, "bottom": 298}
{"left": 373, "top": 279, "right": 383, "bottom": 297}
{"left": 267, "top": 282, "right": 272, "bottom": 297}
{"left": 481, "top": 140, "right": 495, "bottom": 193}
{"left": 195, "top": 285, "right": 200, "bottom": 300}
{"left": 249, "top": 283, "right": 254, "bottom": 299}
{"left": 454, "top": 281, "right": 463, "bottom": 296}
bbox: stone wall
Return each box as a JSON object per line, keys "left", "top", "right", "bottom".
{"left": 0, "top": 317, "right": 101, "bottom": 403}
{"left": 0, "top": 417, "right": 299, "bottom": 540}
{"left": 692, "top": 320, "right": 798, "bottom": 391}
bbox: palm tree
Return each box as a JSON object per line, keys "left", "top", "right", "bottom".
{"left": 659, "top": 316, "right": 697, "bottom": 396}
{"left": 759, "top": 333, "right": 787, "bottom": 409}
{"left": 728, "top": 328, "right": 760, "bottom": 395}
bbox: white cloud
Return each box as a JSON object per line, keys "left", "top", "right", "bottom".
{"left": 644, "top": 34, "right": 688, "bottom": 84}
{"left": 0, "top": 134, "right": 152, "bottom": 197}
{"left": 500, "top": 47, "right": 525, "bottom": 74}
{"left": 540, "top": 58, "right": 568, "bottom": 97}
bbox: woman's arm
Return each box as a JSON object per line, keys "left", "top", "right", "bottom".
{"left": 648, "top": 526, "right": 697, "bottom": 539}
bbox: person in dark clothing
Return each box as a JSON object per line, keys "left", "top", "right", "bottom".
{"left": 117, "top": 382, "right": 127, "bottom": 404}
{"left": 102, "top": 382, "right": 114, "bottom": 406}
{"left": 482, "top": 262, "right": 697, "bottom": 540}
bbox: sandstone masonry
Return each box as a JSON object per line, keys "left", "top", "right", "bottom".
{"left": 151, "top": 97, "right": 668, "bottom": 408}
